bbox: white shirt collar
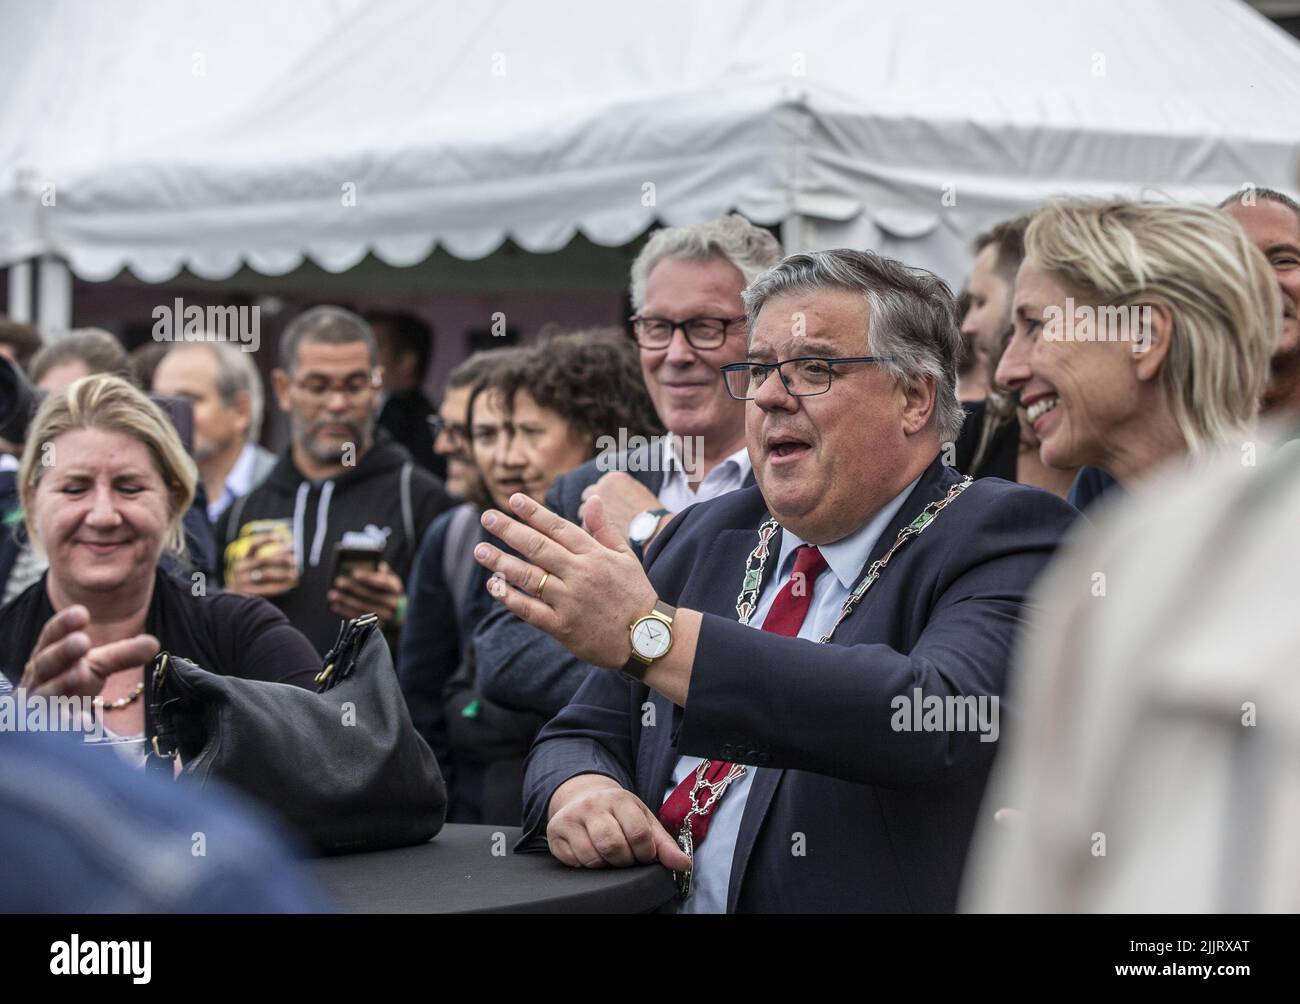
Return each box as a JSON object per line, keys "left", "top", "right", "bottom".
{"left": 208, "top": 442, "right": 262, "bottom": 521}
{"left": 661, "top": 434, "right": 752, "bottom": 483}
{"left": 772, "top": 474, "right": 923, "bottom": 591}
{"left": 225, "top": 441, "right": 261, "bottom": 498}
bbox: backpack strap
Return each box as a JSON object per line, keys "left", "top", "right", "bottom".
{"left": 399, "top": 461, "right": 415, "bottom": 548}
{"left": 441, "top": 503, "right": 480, "bottom": 620}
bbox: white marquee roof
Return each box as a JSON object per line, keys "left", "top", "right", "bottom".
{"left": 1, "top": 0, "right": 1298, "bottom": 285}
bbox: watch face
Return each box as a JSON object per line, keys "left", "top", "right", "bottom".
{"left": 629, "top": 511, "right": 657, "bottom": 543}
{"left": 631, "top": 617, "right": 672, "bottom": 660}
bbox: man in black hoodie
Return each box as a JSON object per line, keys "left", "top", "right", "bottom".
{"left": 218, "top": 306, "right": 451, "bottom": 655}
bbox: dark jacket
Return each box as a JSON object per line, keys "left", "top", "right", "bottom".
{"left": 0, "top": 567, "right": 320, "bottom": 689}
{"left": 216, "top": 432, "right": 451, "bottom": 655}
{"left": 0, "top": 470, "right": 18, "bottom": 595}
{"left": 954, "top": 399, "right": 1018, "bottom": 482}
{"left": 379, "top": 388, "right": 445, "bottom": 479}
{"left": 472, "top": 447, "right": 753, "bottom": 718}
{"left": 1067, "top": 465, "right": 1121, "bottom": 512}
{"left": 519, "top": 458, "right": 1077, "bottom": 912}
{"left": 400, "top": 503, "right": 547, "bottom": 824}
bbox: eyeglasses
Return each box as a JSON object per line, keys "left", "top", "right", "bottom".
{"left": 293, "top": 372, "right": 380, "bottom": 400}
{"left": 720, "top": 356, "right": 894, "bottom": 400}
{"left": 629, "top": 315, "right": 747, "bottom": 350}
{"left": 426, "top": 414, "right": 468, "bottom": 443}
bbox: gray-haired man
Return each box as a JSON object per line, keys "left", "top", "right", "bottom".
{"left": 472, "top": 248, "right": 1075, "bottom": 912}
{"left": 472, "top": 214, "right": 781, "bottom": 717}
{"left": 152, "top": 341, "right": 277, "bottom": 523}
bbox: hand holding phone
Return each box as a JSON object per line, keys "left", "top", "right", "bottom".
{"left": 328, "top": 546, "right": 405, "bottom": 626}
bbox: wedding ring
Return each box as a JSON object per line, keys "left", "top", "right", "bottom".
{"left": 535, "top": 572, "right": 550, "bottom": 599}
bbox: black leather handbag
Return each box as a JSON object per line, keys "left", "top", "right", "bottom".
{"left": 146, "top": 613, "right": 447, "bottom": 855}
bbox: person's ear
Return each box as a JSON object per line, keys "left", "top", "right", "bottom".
{"left": 271, "top": 369, "right": 291, "bottom": 412}
{"left": 900, "top": 374, "right": 937, "bottom": 436}
{"left": 228, "top": 387, "right": 250, "bottom": 434}
{"left": 1131, "top": 301, "right": 1174, "bottom": 384}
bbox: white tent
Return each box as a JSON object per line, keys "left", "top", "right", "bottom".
{"left": 2, "top": 0, "right": 1299, "bottom": 325}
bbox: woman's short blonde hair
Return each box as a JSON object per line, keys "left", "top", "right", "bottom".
{"left": 18, "top": 374, "right": 197, "bottom": 556}
{"left": 1025, "top": 197, "right": 1279, "bottom": 455}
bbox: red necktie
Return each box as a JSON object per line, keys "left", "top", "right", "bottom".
{"left": 659, "top": 544, "right": 829, "bottom": 847}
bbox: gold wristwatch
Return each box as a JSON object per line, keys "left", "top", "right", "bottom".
{"left": 621, "top": 600, "right": 676, "bottom": 681}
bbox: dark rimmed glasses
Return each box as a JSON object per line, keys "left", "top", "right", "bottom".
{"left": 292, "top": 370, "right": 380, "bottom": 400}
{"left": 426, "top": 414, "right": 468, "bottom": 444}
{"left": 629, "top": 315, "right": 748, "bottom": 350}
{"left": 720, "top": 356, "right": 894, "bottom": 400}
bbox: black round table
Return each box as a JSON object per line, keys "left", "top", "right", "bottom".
{"left": 308, "top": 824, "right": 677, "bottom": 913}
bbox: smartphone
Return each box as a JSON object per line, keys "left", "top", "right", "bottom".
{"left": 329, "top": 541, "right": 384, "bottom": 582}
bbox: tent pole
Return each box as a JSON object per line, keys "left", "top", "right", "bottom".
{"left": 36, "top": 255, "right": 72, "bottom": 335}
{"left": 781, "top": 213, "right": 817, "bottom": 254}
{"left": 7, "top": 259, "right": 34, "bottom": 324}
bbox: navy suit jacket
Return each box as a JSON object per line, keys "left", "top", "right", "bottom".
{"left": 518, "top": 456, "right": 1078, "bottom": 912}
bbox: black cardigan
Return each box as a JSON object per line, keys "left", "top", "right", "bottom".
{"left": 0, "top": 568, "right": 321, "bottom": 691}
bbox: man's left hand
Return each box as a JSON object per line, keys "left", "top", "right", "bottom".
{"left": 473, "top": 492, "right": 657, "bottom": 669}
{"left": 328, "top": 561, "right": 406, "bottom": 626}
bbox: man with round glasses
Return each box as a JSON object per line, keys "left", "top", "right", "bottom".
{"left": 473, "top": 249, "right": 1076, "bottom": 912}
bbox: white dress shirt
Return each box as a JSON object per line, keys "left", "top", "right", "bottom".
{"left": 208, "top": 441, "right": 262, "bottom": 523}
{"left": 655, "top": 440, "right": 751, "bottom": 514}
{"left": 666, "top": 474, "right": 921, "bottom": 913}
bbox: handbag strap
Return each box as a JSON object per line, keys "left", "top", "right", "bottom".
{"left": 144, "top": 652, "right": 176, "bottom": 776}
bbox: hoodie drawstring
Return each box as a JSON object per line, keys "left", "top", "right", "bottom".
{"left": 292, "top": 482, "right": 310, "bottom": 573}
{"left": 308, "top": 480, "right": 336, "bottom": 567}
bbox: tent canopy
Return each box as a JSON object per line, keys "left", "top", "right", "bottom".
{"left": 2, "top": 0, "right": 1298, "bottom": 286}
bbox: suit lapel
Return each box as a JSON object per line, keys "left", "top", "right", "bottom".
{"left": 657, "top": 516, "right": 778, "bottom": 804}
{"left": 711, "top": 513, "right": 787, "bottom": 913}
{"left": 728, "top": 767, "right": 782, "bottom": 912}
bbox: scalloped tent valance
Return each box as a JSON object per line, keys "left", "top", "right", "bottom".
{"left": 1, "top": 0, "right": 1297, "bottom": 289}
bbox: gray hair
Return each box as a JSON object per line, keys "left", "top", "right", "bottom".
{"left": 174, "top": 341, "right": 265, "bottom": 443}
{"left": 1219, "top": 186, "right": 1300, "bottom": 222}
{"left": 28, "top": 328, "right": 129, "bottom": 386}
{"left": 741, "top": 249, "right": 965, "bottom": 444}
{"left": 278, "top": 305, "right": 376, "bottom": 375}
{"left": 629, "top": 213, "right": 783, "bottom": 311}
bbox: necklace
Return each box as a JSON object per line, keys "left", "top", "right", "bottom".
{"left": 670, "top": 476, "right": 972, "bottom": 899}
{"left": 735, "top": 476, "right": 973, "bottom": 641}
{"left": 95, "top": 681, "right": 144, "bottom": 711}
{"left": 674, "top": 760, "right": 749, "bottom": 899}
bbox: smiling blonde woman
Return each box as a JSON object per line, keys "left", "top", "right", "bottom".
{"left": 0, "top": 374, "right": 318, "bottom": 752}
{"left": 996, "top": 197, "right": 1279, "bottom": 491}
